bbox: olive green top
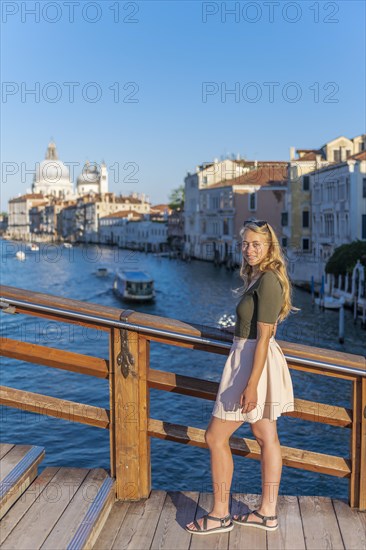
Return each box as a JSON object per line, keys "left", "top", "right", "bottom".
{"left": 234, "top": 270, "right": 284, "bottom": 339}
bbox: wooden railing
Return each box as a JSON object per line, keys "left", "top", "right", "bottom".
{"left": 0, "top": 285, "right": 365, "bottom": 510}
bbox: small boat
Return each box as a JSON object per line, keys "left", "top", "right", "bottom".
{"left": 113, "top": 270, "right": 155, "bottom": 302}
{"left": 26, "top": 243, "right": 39, "bottom": 251}
{"left": 96, "top": 267, "right": 109, "bottom": 277}
{"left": 315, "top": 296, "right": 345, "bottom": 309}
{"left": 15, "top": 251, "right": 26, "bottom": 261}
{"left": 63, "top": 242, "right": 73, "bottom": 248}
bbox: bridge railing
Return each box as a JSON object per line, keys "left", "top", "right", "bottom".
{"left": 0, "top": 284, "right": 365, "bottom": 510}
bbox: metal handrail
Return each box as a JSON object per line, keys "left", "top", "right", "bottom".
{"left": 1, "top": 296, "right": 365, "bottom": 378}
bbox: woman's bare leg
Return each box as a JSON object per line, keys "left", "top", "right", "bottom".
{"left": 233, "top": 417, "right": 281, "bottom": 527}
{"left": 186, "top": 415, "right": 244, "bottom": 531}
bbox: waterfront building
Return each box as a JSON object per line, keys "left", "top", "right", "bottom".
{"left": 7, "top": 194, "right": 46, "bottom": 239}
{"left": 122, "top": 219, "right": 168, "bottom": 252}
{"left": 99, "top": 206, "right": 168, "bottom": 252}
{"left": 167, "top": 207, "right": 184, "bottom": 251}
{"left": 184, "top": 157, "right": 287, "bottom": 263}
{"left": 6, "top": 141, "right": 112, "bottom": 240}
{"left": 29, "top": 200, "right": 49, "bottom": 235}
{"left": 58, "top": 202, "right": 78, "bottom": 240}
{"left": 283, "top": 134, "right": 366, "bottom": 284}
{"left": 28, "top": 198, "right": 66, "bottom": 236}
{"left": 184, "top": 157, "right": 249, "bottom": 259}
{"left": 99, "top": 210, "right": 143, "bottom": 245}
{"left": 207, "top": 163, "right": 287, "bottom": 264}
{"left": 73, "top": 192, "right": 151, "bottom": 243}
{"left": 43, "top": 200, "right": 66, "bottom": 235}
{"left": 100, "top": 215, "right": 168, "bottom": 252}
{"left": 150, "top": 204, "right": 172, "bottom": 221}
{"left": 0, "top": 213, "right": 8, "bottom": 234}
{"left": 311, "top": 149, "right": 366, "bottom": 267}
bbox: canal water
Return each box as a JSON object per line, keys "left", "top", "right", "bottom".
{"left": 1, "top": 239, "right": 365, "bottom": 502}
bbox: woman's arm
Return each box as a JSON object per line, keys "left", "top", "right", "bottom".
{"left": 240, "top": 321, "right": 274, "bottom": 413}
{"left": 247, "top": 321, "right": 274, "bottom": 388}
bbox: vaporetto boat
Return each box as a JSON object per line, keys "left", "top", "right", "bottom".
{"left": 113, "top": 270, "right": 155, "bottom": 302}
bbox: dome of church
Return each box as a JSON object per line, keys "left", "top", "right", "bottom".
{"left": 35, "top": 159, "right": 70, "bottom": 182}
{"left": 77, "top": 161, "right": 100, "bottom": 186}
{"left": 33, "top": 141, "right": 71, "bottom": 185}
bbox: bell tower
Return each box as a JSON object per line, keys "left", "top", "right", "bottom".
{"left": 100, "top": 161, "right": 108, "bottom": 194}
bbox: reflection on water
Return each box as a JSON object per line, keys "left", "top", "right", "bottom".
{"left": 1, "top": 240, "right": 364, "bottom": 500}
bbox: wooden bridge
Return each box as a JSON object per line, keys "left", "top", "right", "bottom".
{"left": 0, "top": 285, "right": 365, "bottom": 549}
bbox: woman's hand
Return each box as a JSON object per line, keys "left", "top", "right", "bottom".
{"left": 240, "top": 384, "right": 258, "bottom": 414}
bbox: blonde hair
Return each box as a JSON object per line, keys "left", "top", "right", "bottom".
{"left": 233, "top": 220, "right": 301, "bottom": 322}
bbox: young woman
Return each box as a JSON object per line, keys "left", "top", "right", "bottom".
{"left": 185, "top": 219, "right": 299, "bottom": 536}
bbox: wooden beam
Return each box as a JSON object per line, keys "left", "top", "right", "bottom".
{"left": 148, "top": 368, "right": 352, "bottom": 427}
{"left": 0, "top": 386, "right": 109, "bottom": 428}
{"left": 148, "top": 418, "right": 351, "bottom": 478}
{"left": 1, "top": 338, "right": 109, "bottom": 378}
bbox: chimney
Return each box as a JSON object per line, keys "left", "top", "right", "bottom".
{"left": 254, "top": 160, "right": 258, "bottom": 168}
{"left": 289, "top": 146, "right": 295, "bottom": 160}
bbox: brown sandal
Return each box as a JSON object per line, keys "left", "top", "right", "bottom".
{"left": 232, "top": 509, "right": 278, "bottom": 531}
{"left": 185, "top": 513, "right": 234, "bottom": 535}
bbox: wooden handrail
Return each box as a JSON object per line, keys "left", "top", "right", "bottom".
{"left": 1, "top": 285, "right": 365, "bottom": 375}
{"left": 0, "top": 284, "right": 365, "bottom": 510}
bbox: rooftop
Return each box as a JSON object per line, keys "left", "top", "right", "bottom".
{"left": 206, "top": 165, "right": 288, "bottom": 190}
{"left": 9, "top": 193, "right": 45, "bottom": 203}
{"left": 100, "top": 209, "right": 142, "bottom": 219}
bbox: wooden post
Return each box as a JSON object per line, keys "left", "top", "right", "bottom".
{"left": 360, "top": 377, "right": 366, "bottom": 510}
{"left": 349, "top": 377, "right": 366, "bottom": 510}
{"left": 109, "top": 325, "right": 151, "bottom": 501}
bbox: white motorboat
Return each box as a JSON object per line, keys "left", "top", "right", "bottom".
{"left": 113, "top": 270, "right": 155, "bottom": 302}
{"left": 62, "top": 242, "right": 73, "bottom": 248}
{"left": 15, "top": 251, "right": 26, "bottom": 261}
{"left": 96, "top": 267, "right": 109, "bottom": 277}
{"left": 315, "top": 296, "right": 345, "bottom": 309}
{"left": 26, "top": 243, "right": 39, "bottom": 251}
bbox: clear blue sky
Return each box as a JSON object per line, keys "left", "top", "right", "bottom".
{"left": 1, "top": 0, "right": 365, "bottom": 211}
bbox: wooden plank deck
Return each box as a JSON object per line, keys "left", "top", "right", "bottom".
{"left": 0, "top": 443, "right": 45, "bottom": 520}
{"left": 93, "top": 491, "right": 366, "bottom": 550}
{"left": 0, "top": 466, "right": 115, "bottom": 549}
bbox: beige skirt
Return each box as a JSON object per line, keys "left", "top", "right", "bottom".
{"left": 212, "top": 335, "right": 295, "bottom": 423}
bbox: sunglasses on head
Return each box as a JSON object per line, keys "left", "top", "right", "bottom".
{"left": 243, "top": 219, "right": 268, "bottom": 228}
